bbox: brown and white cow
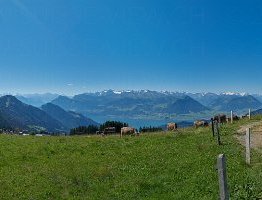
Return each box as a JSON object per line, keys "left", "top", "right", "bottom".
{"left": 120, "top": 127, "right": 136, "bottom": 137}
{"left": 167, "top": 123, "right": 178, "bottom": 131}
{"left": 194, "top": 120, "right": 209, "bottom": 128}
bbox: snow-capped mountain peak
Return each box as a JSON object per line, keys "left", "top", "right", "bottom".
{"left": 221, "top": 92, "right": 248, "bottom": 96}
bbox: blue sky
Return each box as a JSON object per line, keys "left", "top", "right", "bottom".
{"left": 0, "top": 0, "right": 262, "bottom": 95}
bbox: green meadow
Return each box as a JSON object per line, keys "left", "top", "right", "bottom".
{"left": 0, "top": 118, "right": 262, "bottom": 199}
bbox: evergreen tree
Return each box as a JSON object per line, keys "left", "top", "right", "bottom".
{"left": 70, "top": 125, "right": 99, "bottom": 135}
{"left": 99, "top": 121, "right": 129, "bottom": 133}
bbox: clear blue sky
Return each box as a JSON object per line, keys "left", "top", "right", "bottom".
{"left": 0, "top": 0, "right": 262, "bottom": 95}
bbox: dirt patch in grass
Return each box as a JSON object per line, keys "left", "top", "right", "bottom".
{"left": 235, "top": 121, "right": 262, "bottom": 150}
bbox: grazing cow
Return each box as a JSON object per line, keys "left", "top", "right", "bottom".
{"left": 167, "top": 123, "right": 178, "bottom": 131}
{"left": 214, "top": 114, "right": 227, "bottom": 124}
{"left": 121, "top": 127, "right": 136, "bottom": 137}
{"left": 227, "top": 115, "right": 240, "bottom": 122}
{"left": 194, "top": 120, "right": 209, "bottom": 128}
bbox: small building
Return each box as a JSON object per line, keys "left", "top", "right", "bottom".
{"left": 104, "top": 127, "right": 116, "bottom": 135}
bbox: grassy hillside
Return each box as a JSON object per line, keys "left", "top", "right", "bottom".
{"left": 0, "top": 118, "right": 262, "bottom": 199}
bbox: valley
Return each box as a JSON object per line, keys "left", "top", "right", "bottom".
{"left": 1, "top": 90, "right": 261, "bottom": 133}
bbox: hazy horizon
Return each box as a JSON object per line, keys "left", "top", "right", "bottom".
{"left": 1, "top": 89, "right": 262, "bottom": 97}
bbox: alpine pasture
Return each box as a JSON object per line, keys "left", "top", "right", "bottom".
{"left": 0, "top": 118, "right": 262, "bottom": 199}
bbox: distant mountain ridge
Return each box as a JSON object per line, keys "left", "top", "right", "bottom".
{"left": 1, "top": 91, "right": 262, "bottom": 130}
{"left": 9, "top": 90, "right": 262, "bottom": 127}
{"left": 209, "top": 95, "right": 262, "bottom": 111}
{"left": 0, "top": 95, "right": 65, "bottom": 132}
{"left": 186, "top": 92, "right": 219, "bottom": 107}
{"left": 16, "top": 93, "right": 59, "bottom": 107}
{"left": 51, "top": 90, "right": 209, "bottom": 118}
{"left": 41, "top": 103, "right": 99, "bottom": 130}
{"left": 164, "top": 96, "right": 208, "bottom": 114}
{"left": 0, "top": 96, "right": 98, "bottom": 133}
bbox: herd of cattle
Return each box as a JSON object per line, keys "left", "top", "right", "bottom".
{"left": 168, "top": 113, "right": 243, "bottom": 130}
{"left": 98, "top": 113, "right": 246, "bottom": 137}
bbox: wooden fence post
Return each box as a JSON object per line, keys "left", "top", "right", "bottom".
{"left": 246, "top": 128, "right": 251, "bottom": 165}
{"left": 249, "top": 109, "right": 251, "bottom": 120}
{"left": 230, "top": 111, "right": 233, "bottom": 124}
{"left": 217, "top": 154, "right": 229, "bottom": 200}
{"left": 216, "top": 121, "right": 221, "bottom": 145}
{"left": 211, "top": 118, "right": 215, "bottom": 137}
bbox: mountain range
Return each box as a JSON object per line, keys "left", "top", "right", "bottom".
{"left": 0, "top": 95, "right": 64, "bottom": 132}
{"left": 0, "top": 96, "right": 98, "bottom": 133}
{"left": 41, "top": 103, "right": 99, "bottom": 130}
{"left": 50, "top": 90, "right": 262, "bottom": 117}
{"left": 51, "top": 90, "right": 209, "bottom": 117}
{"left": 15, "top": 93, "right": 59, "bottom": 107}
{"left": 209, "top": 95, "right": 262, "bottom": 111}
{"left": 1, "top": 90, "right": 262, "bottom": 132}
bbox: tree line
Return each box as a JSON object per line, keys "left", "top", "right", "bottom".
{"left": 70, "top": 121, "right": 129, "bottom": 135}
{"left": 139, "top": 126, "right": 163, "bottom": 133}
{"left": 70, "top": 122, "right": 163, "bottom": 135}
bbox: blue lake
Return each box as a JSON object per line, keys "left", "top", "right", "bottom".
{"left": 90, "top": 116, "right": 194, "bottom": 129}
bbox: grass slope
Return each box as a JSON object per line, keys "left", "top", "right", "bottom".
{"left": 0, "top": 118, "right": 262, "bottom": 199}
